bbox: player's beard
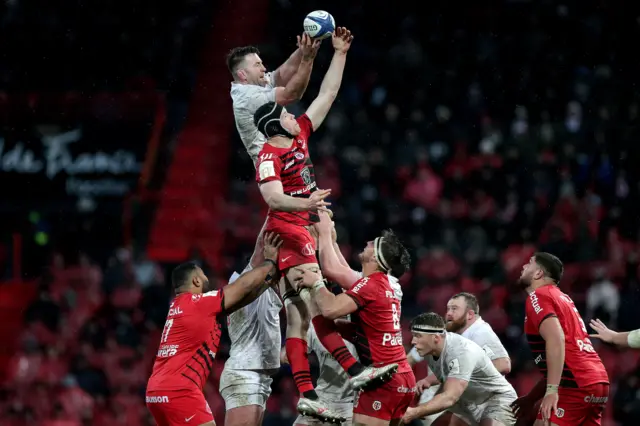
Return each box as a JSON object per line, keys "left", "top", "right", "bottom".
{"left": 446, "top": 316, "right": 467, "bottom": 333}
{"left": 516, "top": 274, "right": 532, "bottom": 290}
{"left": 202, "top": 278, "right": 212, "bottom": 293}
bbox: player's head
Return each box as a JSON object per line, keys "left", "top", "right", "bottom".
{"left": 226, "top": 46, "right": 268, "bottom": 86}
{"left": 254, "top": 102, "right": 300, "bottom": 139}
{"left": 517, "top": 252, "right": 563, "bottom": 290}
{"left": 359, "top": 229, "right": 411, "bottom": 278}
{"left": 446, "top": 292, "right": 479, "bottom": 333}
{"left": 410, "top": 312, "right": 446, "bottom": 356}
{"left": 172, "top": 261, "right": 212, "bottom": 294}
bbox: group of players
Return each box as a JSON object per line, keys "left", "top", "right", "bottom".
{"left": 142, "top": 26, "right": 638, "bottom": 426}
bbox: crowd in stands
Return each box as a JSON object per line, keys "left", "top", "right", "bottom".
{"left": 2, "top": 0, "right": 640, "bottom": 425}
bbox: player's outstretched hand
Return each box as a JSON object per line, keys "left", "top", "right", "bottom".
{"left": 589, "top": 318, "right": 616, "bottom": 344}
{"left": 314, "top": 210, "right": 333, "bottom": 235}
{"left": 297, "top": 33, "right": 322, "bottom": 61}
{"left": 262, "top": 232, "right": 283, "bottom": 265}
{"left": 294, "top": 268, "right": 324, "bottom": 289}
{"left": 401, "top": 406, "right": 421, "bottom": 424}
{"left": 307, "top": 188, "right": 331, "bottom": 213}
{"left": 332, "top": 27, "right": 354, "bottom": 53}
{"left": 415, "top": 377, "right": 431, "bottom": 395}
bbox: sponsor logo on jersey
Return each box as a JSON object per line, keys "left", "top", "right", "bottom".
{"left": 294, "top": 152, "right": 304, "bottom": 160}
{"left": 284, "top": 159, "right": 295, "bottom": 170}
{"left": 397, "top": 386, "right": 417, "bottom": 393}
{"left": 351, "top": 278, "right": 369, "bottom": 294}
{"left": 157, "top": 344, "right": 179, "bottom": 358}
{"left": 146, "top": 395, "right": 169, "bottom": 403}
{"left": 576, "top": 338, "right": 595, "bottom": 353}
{"left": 529, "top": 292, "right": 543, "bottom": 314}
{"left": 168, "top": 306, "right": 183, "bottom": 316}
{"left": 301, "top": 243, "right": 315, "bottom": 256}
{"left": 584, "top": 395, "right": 608, "bottom": 404}
{"left": 382, "top": 332, "right": 403, "bottom": 346}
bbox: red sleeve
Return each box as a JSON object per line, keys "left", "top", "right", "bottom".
{"left": 345, "top": 276, "right": 379, "bottom": 309}
{"left": 526, "top": 289, "right": 557, "bottom": 330}
{"left": 297, "top": 114, "right": 313, "bottom": 139}
{"left": 192, "top": 290, "right": 225, "bottom": 317}
{"left": 255, "top": 152, "right": 283, "bottom": 184}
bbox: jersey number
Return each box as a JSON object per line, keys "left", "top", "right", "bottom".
{"left": 161, "top": 319, "right": 174, "bottom": 343}
{"left": 392, "top": 302, "right": 401, "bottom": 330}
{"left": 572, "top": 307, "right": 587, "bottom": 333}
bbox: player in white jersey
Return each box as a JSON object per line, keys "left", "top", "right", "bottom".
{"left": 407, "top": 293, "right": 512, "bottom": 426}
{"left": 281, "top": 322, "right": 358, "bottom": 426}
{"left": 402, "top": 313, "right": 517, "bottom": 426}
{"left": 221, "top": 34, "right": 322, "bottom": 426}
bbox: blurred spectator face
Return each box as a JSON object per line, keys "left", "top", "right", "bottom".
{"left": 237, "top": 53, "right": 268, "bottom": 86}
{"left": 445, "top": 297, "right": 472, "bottom": 332}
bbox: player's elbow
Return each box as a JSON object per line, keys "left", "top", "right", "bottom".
{"left": 276, "top": 88, "right": 302, "bottom": 105}
{"left": 320, "top": 305, "right": 342, "bottom": 320}
{"left": 494, "top": 358, "right": 511, "bottom": 375}
{"left": 262, "top": 193, "right": 281, "bottom": 210}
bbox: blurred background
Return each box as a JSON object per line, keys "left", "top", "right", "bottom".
{"left": 1, "top": 0, "right": 640, "bottom": 425}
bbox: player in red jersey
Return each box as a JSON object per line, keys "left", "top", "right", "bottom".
{"left": 146, "top": 233, "right": 282, "bottom": 426}
{"left": 511, "top": 252, "right": 610, "bottom": 426}
{"left": 253, "top": 28, "right": 397, "bottom": 423}
{"left": 297, "top": 228, "right": 415, "bottom": 426}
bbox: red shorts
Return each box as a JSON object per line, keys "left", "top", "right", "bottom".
{"left": 265, "top": 219, "right": 317, "bottom": 270}
{"left": 146, "top": 389, "right": 214, "bottom": 426}
{"left": 353, "top": 371, "right": 416, "bottom": 421}
{"left": 535, "top": 382, "right": 609, "bottom": 426}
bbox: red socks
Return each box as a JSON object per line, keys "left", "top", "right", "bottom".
{"left": 285, "top": 338, "right": 315, "bottom": 394}
{"left": 312, "top": 315, "right": 362, "bottom": 376}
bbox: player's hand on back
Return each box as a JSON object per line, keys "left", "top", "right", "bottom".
{"left": 307, "top": 188, "right": 331, "bottom": 212}
{"left": 332, "top": 27, "right": 354, "bottom": 54}
{"left": 297, "top": 33, "right": 322, "bottom": 61}
{"left": 262, "top": 232, "right": 283, "bottom": 265}
{"left": 589, "top": 318, "right": 615, "bottom": 343}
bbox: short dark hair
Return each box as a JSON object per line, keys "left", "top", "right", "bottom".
{"left": 172, "top": 262, "right": 199, "bottom": 289}
{"left": 451, "top": 292, "right": 479, "bottom": 315}
{"left": 534, "top": 252, "right": 563, "bottom": 283}
{"left": 226, "top": 46, "right": 260, "bottom": 77}
{"left": 411, "top": 312, "right": 445, "bottom": 330}
{"left": 379, "top": 229, "right": 411, "bottom": 278}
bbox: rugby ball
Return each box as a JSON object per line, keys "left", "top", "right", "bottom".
{"left": 303, "top": 11, "right": 335, "bottom": 40}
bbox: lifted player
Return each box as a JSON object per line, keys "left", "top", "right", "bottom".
{"left": 297, "top": 228, "right": 414, "bottom": 426}
{"left": 254, "top": 28, "right": 394, "bottom": 423}
{"left": 511, "top": 253, "right": 609, "bottom": 426}
{"left": 222, "top": 34, "right": 321, "bottom": 426}
{"left": 146, "top": 233, "right": 281, "bottom": 426}
{"left": 402, "top": 313, "right": 516, "bottom": 426}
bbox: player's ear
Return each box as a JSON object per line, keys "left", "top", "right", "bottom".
{"left": 236, "top": 68, "right": 247, "bottom": 81}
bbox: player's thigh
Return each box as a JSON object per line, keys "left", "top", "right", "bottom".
{"left": 225, "top": 405, "right": 264, "bottom": 426}
{"left": 352, "top": 414, "right": 390, "bottom": 426}
{"left": 533, "top": 421, "right": 560, "bottom": 426}
{"left": 354, "top": 372, "right": 415, "bottom": 424}
{"left": 220, "top": 370, "right": 272, "bottom": 411}
{"left": 275, "top": 224, "right": 317, "bottom": 271}
{"left": 479, "top": 419, "right": 513, "bottom": 426}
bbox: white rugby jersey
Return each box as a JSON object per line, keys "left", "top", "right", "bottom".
{"left": 308, "top": 322, "right": 358, "bottom": 404}
{"left": 230, "top": 72, "right": 277, "bottom": 165}
{"left": 425, "top": 333, "right": 516, "bottom": 408}
{"left": 409, "top": 317, "right": 508, "bottom": 363}
{"left": 224, "top": 271, "right": 283, "bottom": 370}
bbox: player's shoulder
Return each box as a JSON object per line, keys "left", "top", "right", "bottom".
{"left": 256, "top": 145, "right": 279, "bottom": 162}
{"left": 448, "top": 333, "right": 481, "bottom": 358}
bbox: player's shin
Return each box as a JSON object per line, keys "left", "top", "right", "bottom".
{"left": 312, "top": 314, "right": 363, "bottom": 376}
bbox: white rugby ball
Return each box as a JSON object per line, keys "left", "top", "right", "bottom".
{"left": 303, "top": 11, "right": 335, "bottom": 40}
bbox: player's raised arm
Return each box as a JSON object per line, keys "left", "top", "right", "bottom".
{"left": 296, "top": 269, "right": 358, "bottom": 320}
{"left": 315, "top": 211, "right": 360, "bottom": 289}
{"left": 305, "top": 28, "right": 353, "bottom": 131}
{"left": 221, "top": 233, "right": 282, "bottom": 315}
{"left": 590, "top": 318, "right": 640, "bottom": 349}
{"left": 274, "top": 34, "right": 320, "bottom": 105}
{"left": 259, "top": 180, "right": 331, "bottom": 213}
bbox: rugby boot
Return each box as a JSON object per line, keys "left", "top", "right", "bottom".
{"left": 296, "top": 397, "right": 347, "bottom": 424}
{"left": 349, "top": 363, "right": 399, "bottom": 391}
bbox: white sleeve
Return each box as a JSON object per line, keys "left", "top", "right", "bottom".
{"left": 265, "top": 71, "right": 276, "bottom": 88}
{"left": 474, "top": 330, "right": 509, "bottom": 361}
{"left": 243, "top": 85, "right": 277, "bottom": 112}
{"left": 408, "top": 346, "right": 424, "bottom": 363}
{"left": 628, "top": 329, "right": 640, "bottom": 348}
{"left": 446, "top": 347, "right": 476, "bottom": 382}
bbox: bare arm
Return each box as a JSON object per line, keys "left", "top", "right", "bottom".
{"left": 590, "top": 319, "right": 640, "bottom": 348}
{"left": 273, "top": 48, "right": 303, "bottom": 87}
{"left": 311, "top": 283, "right": 358, "bottom": 320}
{"left": 539, "top": 316, "right": 565, "bottom": 388}
{"left": 274, "top": 35, "right": 319, "bottom": 106}
{"left": 222, "top": 261, "right": 277, "bottom": 314}
{"left": 317, "top": 226, "right": 360, "bottom": 289}
{"left": 413, "top": 378, "right": 468, "bottom": 417}
{"left": 492, "top": 357, "right": 512, "bottom": 375}
{"left": 259, "top": 181, "right": 330, "bottom": 212}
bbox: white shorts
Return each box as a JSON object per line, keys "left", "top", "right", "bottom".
{"left": 294, "top": 402, "right": 353, "bottom": 426}
{"left": 219, "top": 369, "right": 273, "bottom": 410}
{"left": 469, "top": 395, "right": 516, "bottom": 426}
{"left": 418, "top": 386, "right": 447, "bottom": 426}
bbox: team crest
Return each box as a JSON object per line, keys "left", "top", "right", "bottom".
{"left": 556, "top": 408, "right": 564, "bottom": 418}
{"left": 300, "top": 167, "right": 311, "bottom": 185}
{"left": 448, "top": 358, "right": 460, "bottom": 375}
{"left": 372, "top": 401, "right": 381, "bottom": 411}
{"left": 302, "top": 243, "right": 315, "bottom": 256}
{"left": 295, "top": 152, "right": 305, "bottom": 160}
{"left": 191, "top": 294, "right": 201, "bottom": 302}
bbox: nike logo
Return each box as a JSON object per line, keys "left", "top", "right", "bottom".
{"left": 185, "top": 415, "right": 195, "bottom": 422}
{"left": 281, "top": 256, "right": 291, "bottom": 263}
